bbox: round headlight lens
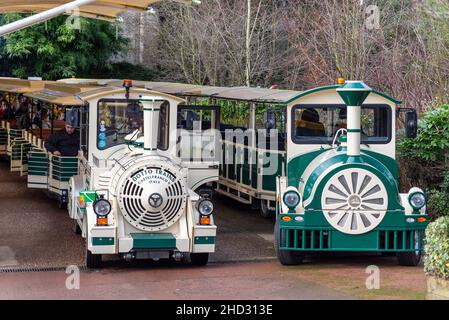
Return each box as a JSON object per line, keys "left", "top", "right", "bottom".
{"left": 94, "top": 199, "right": 112, "bottom": 216}
{"left": 198, "top": 199, "right": 214, "bottom": 216}
{"left": 283, "top": 191, "right": 300, "bottom": 209}
{"left": 409, "top": 192, "right": 426, "bottom": 210}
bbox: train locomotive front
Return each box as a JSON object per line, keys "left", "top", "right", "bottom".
{"left": 275, "top": 81, "right": 428, "bottom": 266}
{"left": 70, "top": 90, "right": 217, "bottom": 268}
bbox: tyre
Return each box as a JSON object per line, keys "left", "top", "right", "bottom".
{"left": 274, "top": 219, "right": 305, "bottom": 265}
{"left": 73, "top": 220, "right": 82, "bottom": 235}
{"left": 58, "top": 199, "right": 67, "bottom": 209}
{"left": 190, "top": 253, "right": 209, "bottom": 266}
{"left": 397, "top": 231, "right": 422, "bottom": 266}
{"left": 86, "top": 249, "right": 102, "bottom": 269}
{"left": 260, "top": 199, "right": 273, "bottom": 218}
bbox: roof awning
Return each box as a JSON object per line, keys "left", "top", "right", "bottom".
{"left": 0, "top": 79, "right": 54, "bottom": 93}
{"left": 0, "top": 1, "right": 174, "bottom": 21}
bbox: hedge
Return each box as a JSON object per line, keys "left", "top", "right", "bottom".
{"left": 425, "top": 216, "right": 449, "bottom": 279}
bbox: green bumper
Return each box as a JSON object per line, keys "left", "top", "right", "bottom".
{"left": 278, "top": 211, "right": 428, "bottom": 252}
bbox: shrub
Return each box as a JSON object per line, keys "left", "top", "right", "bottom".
{"left": 425, "top": 216, "right": 449, "bottom": 280}
{"left": 398, "top": 105, "right": 449, "bottom": 191}
{"left": 427, "top": 190, "right": 449, "bottom": 221}
{"left": 398, "top": 104, "right": 449, "bottom": 163}
{"left": 426, "top": 172, "right": 449, "bottom": 221}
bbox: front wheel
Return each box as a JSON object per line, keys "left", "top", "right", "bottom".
{"left": 86, "top": 249, "right": 102, "bottom": 269}
{"left": 274, "top": 220, "right": 305, "bottom": 265}
{"left": 397, "top": 231, "right": 422, "bottom": 266}
{"left": 190, "top": 253, "right": 209, "bottom": 266}
{"left": 72, "top": 220, "right": 82, "bottom": 235}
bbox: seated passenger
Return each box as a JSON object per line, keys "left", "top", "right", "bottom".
{"left": 44, "top": 120, "right": 80, "bottom": 157}
{"left": 295, "top": 109, "right": 325, "bottom": 137}
{"left": 0, "top": 99, "right": 15, "bottom": 120}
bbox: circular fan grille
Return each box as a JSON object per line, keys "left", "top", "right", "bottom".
{"left": 321, "top": 168, "right": 388, "bottom": 235}
{"left": 118, "top": 165, "right": 186, "bottom": 231}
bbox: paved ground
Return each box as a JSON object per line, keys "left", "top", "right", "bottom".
{"left": 0, "top": 158, "right": 428, "bottom": 299}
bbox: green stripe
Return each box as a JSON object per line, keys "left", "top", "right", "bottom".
{"left": 194, "top": 236, "right": 215, "bottom": 245}
{"left": 347, "top": 129, "right": 361, "bottom": 133}
{"left": 92, "top": 237, "right": 114, "bottom": 246}
{"left": 131, "top": 233, "right": 176, "bottom": 249}
{"left": 143, "top": 108, "right": 161, "bottom": 111}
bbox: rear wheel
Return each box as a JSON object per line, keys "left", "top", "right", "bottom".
{"left": 86, "top": 249, "right": 102, "bottom": 269}
{"left": 260, "top": 199, "right": 273, "bottom": 218}
{"left": 190, "top": 253, "right": 209, "bottom": 266}
{"left": 397, "top": 231, "right": 422, "bottom": 266}
{"left": 274, "top": 220, "right": 305, "bottom": 265}
{"left": 58, "top": 198, "right": 67, "bottom": 209}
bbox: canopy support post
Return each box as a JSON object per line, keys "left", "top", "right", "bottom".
{"left": 0, "top": 0, "right": 97, "bottom": 37}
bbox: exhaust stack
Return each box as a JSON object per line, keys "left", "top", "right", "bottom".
{"left": 336, "top": 81, "right": 372, "bottom": 156}
{"left": 140, "top": 97, "right": 163, "bottom": 154}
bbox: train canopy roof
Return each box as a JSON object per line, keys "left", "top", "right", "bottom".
{"left": 55, "top": 78, "right": 402, "bottom": 105}
{"left": 0, "top": 1, "right": 180, "bottom": 21}
{"left": 143, "top": 82, "right": 402, "bottom": 105}
{"left": 0, "top": 78, "right": 54, "bottom": 93}
{"left": 24, "top": 83, "right": 99, "bottom": 106}
{"left": 25, "top": 82, "right": 185, "bottom": 106}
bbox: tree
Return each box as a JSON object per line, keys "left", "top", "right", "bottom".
{"left": 0, "top": 14, "right": 127, "bottom": 80}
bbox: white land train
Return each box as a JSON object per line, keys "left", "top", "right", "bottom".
{"left": 67, "top": 86, "right": 218, "bottom": 268}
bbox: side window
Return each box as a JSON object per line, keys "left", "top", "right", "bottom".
{"left": 80, "top": 105, "right": 89, "bottom": 159}
{"left": 361, "top": 107, "right": 389, "bottom": 138}
{"left": 157, "top": 101, "right": 169, "bottom": 150}
{"left": 177, "top": 106, "right": 220, "bottom": 161}
{"left": 292, "top": 104, "right": 391, "bottom": 144}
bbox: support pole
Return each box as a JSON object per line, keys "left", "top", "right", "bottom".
{"left": 0, "top": 0, "right": 97, "bottom": 37}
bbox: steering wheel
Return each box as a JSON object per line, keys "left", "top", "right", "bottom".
{"left": 332, "top": 128, "right": 348, "bottom": 148}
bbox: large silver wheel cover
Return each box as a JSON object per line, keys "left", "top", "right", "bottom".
{"left": 321, "top": 168, "right": 388, "bottom": 235}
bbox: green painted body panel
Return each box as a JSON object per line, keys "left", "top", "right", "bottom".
{"left": 262, "top": 152, "right": 284, "bottom": 191}
{"left": 92, "top": 237, "right": 114, "bottom": 246}
{"left": 251, "top": 150, "right": 258, "bottom": 189}
{"left": 361, "top": 149, "right": 398, "bottom": 180}
{"left": 277, "top": 210, "right": 428, "bottom": 252}
{"left": 194, "top": 236, "right": 215, "bottom": 245}
{"left": 131, "top": 233, "right": 176, "bottom": 249}
{"left": 0, "top": 129, "right": 7, "bottom": 145}
{"left": 287, "top": 148, "right": 330, "bottom": 187}
{"left": 221, "top": 143, "right": 227, "bottom": 177}
{"left": 242, "top": 147, "right": 250, "bottom": 186}
{"left": 330, "top": 232, "right": 377, "bottom": 250}
{"left": 51, "top": 156, "right": 78, "bottom": 182}
{"left": 236, "top": 146, "right": 242, "bottom": 183}
{"left": 21, "top": 143, "right": 32, "bottom": 164}
{"left": 286, "top": 148, "right": 401, "bottom": 210}
{"left": 28, "top": 151, "right": 49, "bottom": 176}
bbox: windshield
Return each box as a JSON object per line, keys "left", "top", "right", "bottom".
{"left": 291, "top": 104, "right": 391, "bottom": 144}
{"left": 97, "top": 99, "right": 170, "bottom": 150}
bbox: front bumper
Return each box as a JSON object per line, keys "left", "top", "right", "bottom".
{"left": 278, "top": 211, "right": 428, "bottom": 252}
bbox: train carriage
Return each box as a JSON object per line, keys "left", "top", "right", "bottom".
{"left": 24, "top": 80, "right": 220, "bottom": 268}
{"left": 143, "top": 79, "right": 427, "bottom": 266}
{"left": 0, "top": 78, "right": 52, "bottom": 158}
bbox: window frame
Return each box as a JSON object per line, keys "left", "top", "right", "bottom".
{"left": 96, "top": 98, "right": 171, "bottom": 151}
{"left": 290, "top": 103, "right": 392, "bottom": 145}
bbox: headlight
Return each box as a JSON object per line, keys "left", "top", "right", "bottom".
{"left": 93, "top": 198, "right": 112, "bottom": 216}
{"left": 198, "top": 199, "right": 214, "bottom": 216}
{"left": 409, "top": 192, "right": 426, "bottom": 210}
{"left": 283, "top": 190, "right": 300, "bottom": 209}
